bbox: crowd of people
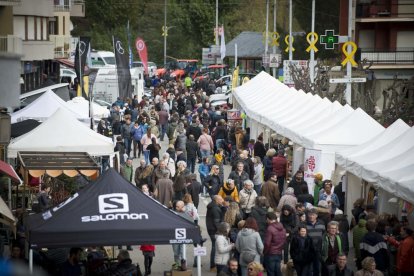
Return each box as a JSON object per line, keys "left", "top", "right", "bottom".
{"left": 101, "top": 76, "right": 414, "bottom": 276}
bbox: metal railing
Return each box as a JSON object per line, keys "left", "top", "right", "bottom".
{"left": 50, "top": 35, "right": 77, "bottom": 58}
{"left": 356, "top": 1, "right": 414, "bottom": 18}
{"left": 0, "top": 35, "right": 23, "bottom": 55}
{"left": 53, "top": 0, "right": 84, "bottom": 12}
{"left": 361, "top": 48, "right": 414, "bottom": 64}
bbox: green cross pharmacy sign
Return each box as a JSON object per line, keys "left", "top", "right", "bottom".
{"left": 320, "top": 30, "right": 339, "bottom": 50}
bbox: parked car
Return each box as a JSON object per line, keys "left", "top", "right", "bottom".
{"left": 132, "top": 61, "right": 157, "bottom": 77}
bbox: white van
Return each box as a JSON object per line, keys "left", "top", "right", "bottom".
{"left": 132, "top": 61, "right": 157, "bottom": 77}
{"left": 92, "top": 67, "right": 144, "bottom": 103}
{"left": 89, "top": 51, "right": 116, "bottom": 69}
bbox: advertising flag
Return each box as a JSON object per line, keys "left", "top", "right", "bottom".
{"left": 113, "top": 36, "right": 133, "bottom": 100}
{"left": 74, "top": 36, "right": 90, "bottom": 99}
{"left": 220, "top": 26, "right": 226, "bottom": 60}
{"left": 304, "top": 148, "right": 322, "bottom": 195}
{"left": 135, "top": 37, "right": 148, "bottom": 75}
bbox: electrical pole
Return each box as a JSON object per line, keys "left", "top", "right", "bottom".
{"left": 216, "top": 0, "right": 219, "bottom": 46}
{"left": 265, "top": 0, "right": 269, "bottom": 65}
{"left": 273, "top": 0, "right": 277, "bottom": 77}
{"left": 289, "top": 0, "right": 292, "bottom": 61}
{"left": 163, "top": 0, "right": 167, "bottom": 66}
{"left": 345, "top": 0, "right": 352, "bottom": 105}
{"left": 310, "top": 0, "right": 315, "bottom": 83}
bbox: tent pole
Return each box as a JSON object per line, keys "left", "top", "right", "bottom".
{"left": 29, "top": 248, "right": 33, "bottom": 274}
{"left": 197, "top": 255, "right": 201, "bottom": 276}
{"left": 182, "top": 244, "right": 186, "bottom": 261}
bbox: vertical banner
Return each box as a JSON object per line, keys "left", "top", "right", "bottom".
{"left": 304, "top": 148, "right": 322, "bottom": 196}
{"left": 220, "top": 26, "right": 226, "bottom": 61}
{"left": 74, "top": 36, "right": 90, "bottom": 99}
{"left": 135, "top": 37, "right": 148, "bottom": 75}
{"left": 113, "top": 36, "right": 133, "bottom": 100}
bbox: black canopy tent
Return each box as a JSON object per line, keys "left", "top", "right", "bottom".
{"left": 26, "top": 168, "right": 201, "bottom": 249}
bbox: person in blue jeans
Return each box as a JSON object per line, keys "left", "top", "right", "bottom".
{"left": 198, "top": 157, "right": 210, "bottom": 196}
{"left": 264, "top": 212, "right": 286, "bottom": 276}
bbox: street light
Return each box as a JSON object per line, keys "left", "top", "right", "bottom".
{"left": 162, "top": 25, "right": 175, "bottom": 66}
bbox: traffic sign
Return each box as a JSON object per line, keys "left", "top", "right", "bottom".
{"left": 329, "top": 77, "right": 366, "bottom": 84}
{"left": 269, "top": 54, "right": 281, "bottom": 68}
{"left": 320, "top": 30, "right": 339, "bottom": 50}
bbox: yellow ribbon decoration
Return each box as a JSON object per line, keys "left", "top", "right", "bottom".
{"left": 271, "top": 32, "right": 280, "bottom": 46}
{"left": 306, "top": 32, "right": 319, "bottom": 53}
{"left": 341, "top": 41, "right": 358, "bottom": 67}
{"left": 162, "top": 26, "right": 168, "bottom": 37}
{"left": 285, "top": 35, "right": 295, "bottom": 52}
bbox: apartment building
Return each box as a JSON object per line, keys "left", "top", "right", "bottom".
{"left": 339, "top": 0, "right": 414, "bottom": 105}
{"left": 1, "top": 0, "right": 84, "bottom": 96}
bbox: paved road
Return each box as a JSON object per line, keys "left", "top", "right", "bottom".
{"left": 116, "top": 136, "right": 231, "bottom": 275}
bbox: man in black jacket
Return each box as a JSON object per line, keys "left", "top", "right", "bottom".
{"left": 186, "top": 174, "right": 201, "bottom": 209}
{"left": 186, "top": 135, "right": 202, "bottom": 173}
{"left": 206, "top": 195, "right": 224, "bottom": 272}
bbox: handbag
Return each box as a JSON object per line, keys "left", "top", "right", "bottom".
{"left": 240, "top": 251, "right": 256, "bottom": 264}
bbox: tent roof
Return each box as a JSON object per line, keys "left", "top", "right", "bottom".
{"left": 336, "top": 119, "right": 410, "bottom": 167}
{"left": 11, "top": 119, "right": 41, "bottom": 138}
{"left": 233, "top": 71, "right": 384, "bottom": 151}
{"left": 8, "top": 108, "right": 114, "bottom": 158}
{"left": 11, "top": 90, "right": 88, "bottom": 124}
{"left": 0, "top": 160, "right": 21, "bottom": 183}
{"left": 27, "top": 169, "right": 201, "bottom": 248}
{"left": 66, "top": 97, "right": 110, "bottom": 120}
{"left": 18, "top": 151, "right": 100, "bottom": 170}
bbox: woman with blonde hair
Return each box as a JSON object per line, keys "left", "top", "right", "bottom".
{"left": 247, "top": 261, "right": 264, "bottom": 276}
{"left": 224, "top": 202, "right": 244, "bottom": 243}
{"left": 355, "top": 256, "right": 383, "bottom": 276}
{"left": 263, "top": 149, "right": 276, "bottom": 181}
{"left": 183, "top": 193, "right": 199, "bottom": 224}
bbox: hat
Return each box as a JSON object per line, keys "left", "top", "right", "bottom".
{"left": 334, "top": 209, "right": 343, "bottom": 215}
{"left": 318, "top": 200, "right": 329, "bottom": 209}
{"left": 314, "top": 173, "right": 323, "bottom": 181}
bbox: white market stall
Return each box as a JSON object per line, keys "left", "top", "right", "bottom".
{"left": 8, "top": 108, "right": 114, "bottom": 158}
{"left": 11, "top": 90, "right": 89, "bottom": 124}
{"left": 66, "top": 97, "right": 110, "bottom": 120}
{"left": 335, "top": 119, "right": 414, "bottom": 219}
{"left": 232, "top": 72, "right": 385, "bottom": 189}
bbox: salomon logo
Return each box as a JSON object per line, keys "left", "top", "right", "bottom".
{"left": 175, "top": 228, "right": 186, "bottom": 239}
{"left": 99, "top": 193, "right": 129, "bottom": 214}
{"left": 81, "top": 193, "right": 148, "bottom": 223}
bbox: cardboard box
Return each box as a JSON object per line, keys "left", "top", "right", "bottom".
{"left": 172, "top": 270, "right": 192, "bottom": 276}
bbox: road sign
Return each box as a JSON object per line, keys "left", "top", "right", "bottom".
{"left": 194, "top": 246, "right": 207, "bottom": 256}
{"left": 269, "top": 54, "right": 281, "bottom": 68}
{"left": 320, "top": 30, "right": 339, "bottom": 50}
{"left": 329, "top": 77, "right": 366, "bottom": 84}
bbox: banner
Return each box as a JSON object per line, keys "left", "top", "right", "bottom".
{"left": 220, "top": 26, "right": 226, "bottom": 60}
{"left": 74, "top": 36, "right": 90, "bottom": 99}
{"left": 135, "top": 37, "right": 148, "bottom": 74}
{"left": 113, "top": 36, "right": 132, "bottom": 100}
{"left": 304, "top": 148, "right": 322, "bottom": 196}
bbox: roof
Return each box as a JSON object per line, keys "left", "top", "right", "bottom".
{"left": 0, "top": 160, "right": 21, "bottom": 183}
{"left": 225, "top": 31, "right": 281, "bottom": 58}
{"left": 18, "top": 152, "right": 100, "bottom": 170}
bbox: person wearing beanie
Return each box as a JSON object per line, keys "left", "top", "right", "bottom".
{"left": 353, "top": 219, "right": 368, "bottom": 269}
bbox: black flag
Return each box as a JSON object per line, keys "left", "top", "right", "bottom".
{"left": 74, "top": 36, "right": 90, "bottom": 99}
{"left": 113, "top": 36, "right": 132, "bottom": 100}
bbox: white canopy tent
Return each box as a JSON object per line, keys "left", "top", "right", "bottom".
{"left": 66, "top": 97, "right": 110, "bottom": 120}
{"left": 11, "top": 90, "right": 88, "bottom": 124}
{"left": 233, "top": 71, "right": 385, "bottom": 179}
{"left": 8, "top": 108, "right": 114, "bottom": 158}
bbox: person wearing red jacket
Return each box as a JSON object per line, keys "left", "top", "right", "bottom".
{"left": 264, "top": 212, "right": 286, "bottom": 276}
{"left": 140, "top": 244, "right": 155, "bottom": 275}
{"left": 272, "top": 149, "right": 287, "bottom": 195}
{"left": 397, "top": 227, "right": 414, "bottom": 276}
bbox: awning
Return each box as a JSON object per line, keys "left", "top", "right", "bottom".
{"left": 0, "top": 160, "right": 22, "bottom": 183}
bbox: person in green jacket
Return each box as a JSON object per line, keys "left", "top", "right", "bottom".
{"left": 313, "top": 173, "right": 324, "bottom": 205}
{"left": 184, "top": 75, "right": 192, "bottom": 89}
{"left": 352, "top": 219, "right": 368, "bottom": 270}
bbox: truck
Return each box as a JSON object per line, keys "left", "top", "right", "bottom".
{"left": 92, "top": 67, "right": 145, "bottom": 104}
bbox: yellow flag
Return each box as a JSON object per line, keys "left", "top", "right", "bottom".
{"left": 232, "top": 66, "right": 239, "bottom": 92}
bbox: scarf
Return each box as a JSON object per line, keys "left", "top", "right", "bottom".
{"left": 214, "top": 153, "right": 223, "bottom": 164}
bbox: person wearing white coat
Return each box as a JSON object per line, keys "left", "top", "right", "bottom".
{"left": 215, "top": 222, "right": 235, "bottom": 274}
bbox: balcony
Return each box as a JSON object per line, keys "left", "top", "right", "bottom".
{"left": 356, "top": 0, "right": 414, "bottom": 22}
{"left": 54, "top": 0, "right": 85, "bottom": 17}
{"left": 361, "top": 48, "right": 414, "bottom": 67}
{"left": 0, "top": 35, "right": 23, "bottom": 55}
{"left": 22, "top": 40, "right": 54, "bottom": 61}
{"left": 0, "top": 0, "right": 21, "bottom": 5}
{"left": 50, "top": 35, "right": 78, "bottom": 58}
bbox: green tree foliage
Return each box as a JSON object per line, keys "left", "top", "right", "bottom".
{"left": 72, "top": 0, "right": 339, "bottom": 65}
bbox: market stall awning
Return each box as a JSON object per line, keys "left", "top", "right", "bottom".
{"left": 18, "top": 151, "right": 100, "bottom": 178}
{"left": 0, "top": 159, "right": 22, "bottom": 183}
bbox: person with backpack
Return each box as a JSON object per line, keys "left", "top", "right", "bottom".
{"left": 131, "top": 121, "right": 146, "bottom": 159}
